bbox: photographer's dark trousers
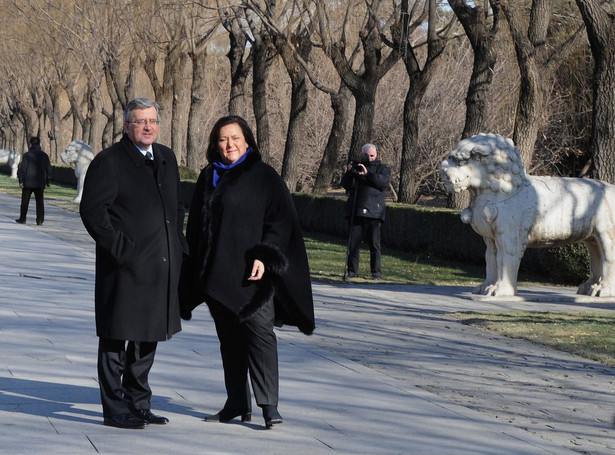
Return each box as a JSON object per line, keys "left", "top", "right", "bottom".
{"left": 18, "top": 187, "right": 45, "bottom": 224}
{"left": 347, "top": 216, "right": 382, "bottom": 278}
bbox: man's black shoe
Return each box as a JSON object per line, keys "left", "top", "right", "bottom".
{"left": 103, "top": 413, "right": 147, "bottom": 429}
{"left": 15, "top": 219, "right": 25, "bottom": 224}
{"left": 344, "top": 272, "right": 358, "bottom": 280}
{"left": 131, "top": 409, "right": 169, "bottom": 424}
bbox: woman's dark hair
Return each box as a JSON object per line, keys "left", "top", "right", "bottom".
{"left": 206, "top": 115, "right": 259, "bottom": 163}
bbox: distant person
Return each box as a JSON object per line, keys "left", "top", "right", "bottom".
{"left": 15, "top": 137, "right": 52, "bottom": 226}
{"left": 179, "top": 115, "right": 315, "bottom": 429}
{"left": 80, "top": 98, "right": 187, "bottom": 429}
{"left": 340, "top": 143, "right": 391, "bottom": 280}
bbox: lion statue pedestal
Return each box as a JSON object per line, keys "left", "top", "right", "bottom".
{"left": 440, "top": 133, "right": 615, "bottom": 298}
{"left": 61, "top": 140, "right": 94, "bottom": 204}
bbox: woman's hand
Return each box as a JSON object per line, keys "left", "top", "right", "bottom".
{"left": 248, "top": 259, "right": 265, "bottom": 281}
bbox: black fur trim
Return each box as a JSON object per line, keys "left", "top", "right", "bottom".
{"left": 180, "top": 307, "right": 193, "bottom": 321}
{"left": 237, "top": 278, "right": 275, "bottom": 323}
{"left": 247, "top": 243, "right": 289, "bottom": 276}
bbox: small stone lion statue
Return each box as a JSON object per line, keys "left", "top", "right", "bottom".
{"left": 61, "top": 140, "right": 94, "bottom": 204}
{"left": 440, "top": 133, "right": 615, "bottom": 297}
{"left": 0, "top": 149, "right": 20, "bottom": 179}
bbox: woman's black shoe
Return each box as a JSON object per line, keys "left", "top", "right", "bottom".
{"left": 103, "top": 413, "right": 147, "bottom": 429}
{"left": 262, "top": 405, "right": 283, "bottom": 428}
{"left": 204, "top": 410, "right": 251, "bottom": 423}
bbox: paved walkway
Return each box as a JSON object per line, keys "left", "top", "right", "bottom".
{"left": 0, "top": 191, "right": 614, "bottom": 454}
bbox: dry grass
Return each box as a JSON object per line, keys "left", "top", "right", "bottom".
{"left": 451, "top": 311, "right": 615, "bottom": 366}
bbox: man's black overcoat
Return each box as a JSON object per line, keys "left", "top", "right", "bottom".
{"left": 80, "top": 135, "right": 187, "bottom": 342}
{"left": 18, "top": 145, "right": 52, "bottom": 188}
{"left": 180, "top": 151, "right": 315, "bottom": 335}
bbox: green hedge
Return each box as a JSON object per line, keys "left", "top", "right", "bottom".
{"left": 2, "top": 164, "right": 589, "bottom": 285}
{"left": 291, "top": 193, "right": 589, "bottom": 285}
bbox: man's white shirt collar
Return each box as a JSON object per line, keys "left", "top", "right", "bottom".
{"left": 134, "top": 143, "right": 153, "bottom": 157}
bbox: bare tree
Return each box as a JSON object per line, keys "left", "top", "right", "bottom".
{"left": 500, "top": 0, "right": 586, "bottom": 165}
{"left": 447, "top": 0, "right": 501, "bottom": 209}
{"left": 185, "top": 1, "right": 220, "bottom": 170}
{"left": 219, "top": 0, "right": 253, "bottom": 117}
{"left": 316, "top": 0, "right": 400, "bottom": 161}
{"left": 136, "top": 3, "right": 190, "bottom": 159}
{"left": 247, "top": 0, "right": 318, "bottom": 190}
{"left": 395, "top": 0, "right": 454, "bottom": 203}
{"left": 574, "top": 0, "right": 615, "bottom": 183}
{"left": 312, "top": 81, "right": 353, "bottom": 193}
{"left": 246, "top": 6, "right": 278, "bottom": 162}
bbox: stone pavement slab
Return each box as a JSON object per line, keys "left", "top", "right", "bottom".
{"left": 0, "top": 191, "right": 613, "bottom": 454}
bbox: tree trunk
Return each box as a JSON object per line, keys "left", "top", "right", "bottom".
{"left": 399, "top": 67, "right": 438, "bottom": 203}
{"left": 251, "top": 31, "right": 276, "bottom": 163}
{"left": 500, "top": 0, "right": 584, "bottom": 167}
{"left": 187, "top": 45, "right": 209, "bottom": 171}
{"left": 397, "top": 0, "right": 448, "bottom": 204}
{"left": 277, "top": 34, "right": 312, "bottom": 191}
{"left": 45, "top": 84, "right": 64, "bottom": 161}
{"left": 226, "top": 20, "right": 251, "bottom": 117}
{"left": 16, "top": 95, "right": 39, "bottom": 144}
{"left": 143, "top": 50, "right": 174, "bottom": 147}
{"left": 313, "top": 83, "right": 352, "bottom": 194}
{"left": 322, "top": 5, "right": 400, "bottom": 162}
{"left": 500, "top": 0, "right": 544, "bottom": 166}
{"left": 103, "top": 55, "right": 130, "bottom": 144}
{"left": 348, "top": 88, "right": 376, "bottom": 161}
{"left": 62, "top": 80, "right": 85, "bottom": 142}
{"left": 280, "top": 75, "right": 308, "bottom": 191}
{"left": 448, "top": 0, "right": 500, "bottom": 209}
{"left": 171, "top": 53, "right": 190, "bottom": 164}
{"left": 87, "top": 85, "right": 105, "bottom": 153}
{"left": 575, "top": 0, "right": 615, "bottom": 183}
{"left": 591, "top": 46, "right": 615, "bottom": 183}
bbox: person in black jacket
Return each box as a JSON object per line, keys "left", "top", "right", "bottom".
{"left": 15, "top": 137, "right": 52, "bottom": 225}
{"left": 80, "top": 98, "right": 187, "bottom": 429}
{"left": 180, "top": 115, "right": 314, "bottom": 429}
{"left": 340, "top": 143, "right": 391, "bottom": 280}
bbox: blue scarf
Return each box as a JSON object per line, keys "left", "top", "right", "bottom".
{"left": 212, "top": 148, "right": 253, "bottom": 188}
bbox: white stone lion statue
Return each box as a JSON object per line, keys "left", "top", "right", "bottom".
{"left": 440, "top": 133, "right": 615, "bottom": 297}
{"left": 0, "top": 149, "right": 20, "bottom": 179}
{"left": 61, "top": 140, "right": 94, "bottom": 203}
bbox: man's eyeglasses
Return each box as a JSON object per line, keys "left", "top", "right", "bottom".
{"left": 130, "top": 119, "right": 160, "bottom": 126}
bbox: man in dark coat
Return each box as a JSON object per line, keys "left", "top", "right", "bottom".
{"left": 15, "top": 136, "right": 52, "bottom": 225}
{"left": 341, "top": 143, "right": 391, "bottom": 280}
{"left": 80, "top": 98, "right": 187, "bottom": 429}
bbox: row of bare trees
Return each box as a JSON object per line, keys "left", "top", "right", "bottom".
{"left": 0, "top": 0, "right": 614, "bottom": 207}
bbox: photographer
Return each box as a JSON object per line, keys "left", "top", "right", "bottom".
{"left": 340, "top": 143, "right": 391, "bottom": 280}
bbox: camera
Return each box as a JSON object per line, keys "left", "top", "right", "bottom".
{"left": 349, "top": 158, "right": 369, "bottom": 174}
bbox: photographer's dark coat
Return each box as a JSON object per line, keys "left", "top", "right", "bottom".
{"left": 341, "top": 159, "right": 391, "bottom": 221}
{"left": 80, "top": 135, "right": 187, "bottom": 342}
{"left": 180, "top": 151, "right": 314, "bottom": 335}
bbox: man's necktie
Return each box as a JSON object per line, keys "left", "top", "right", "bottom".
{"left": 145, "top": 151, "right": 153, "bottom": 162}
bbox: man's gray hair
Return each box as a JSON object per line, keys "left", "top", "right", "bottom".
{"left": 124, "top": 98, "right": 160, "bottom": 122}
{"left": 361, "top": 143, "right": 377, "bottom": 154}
